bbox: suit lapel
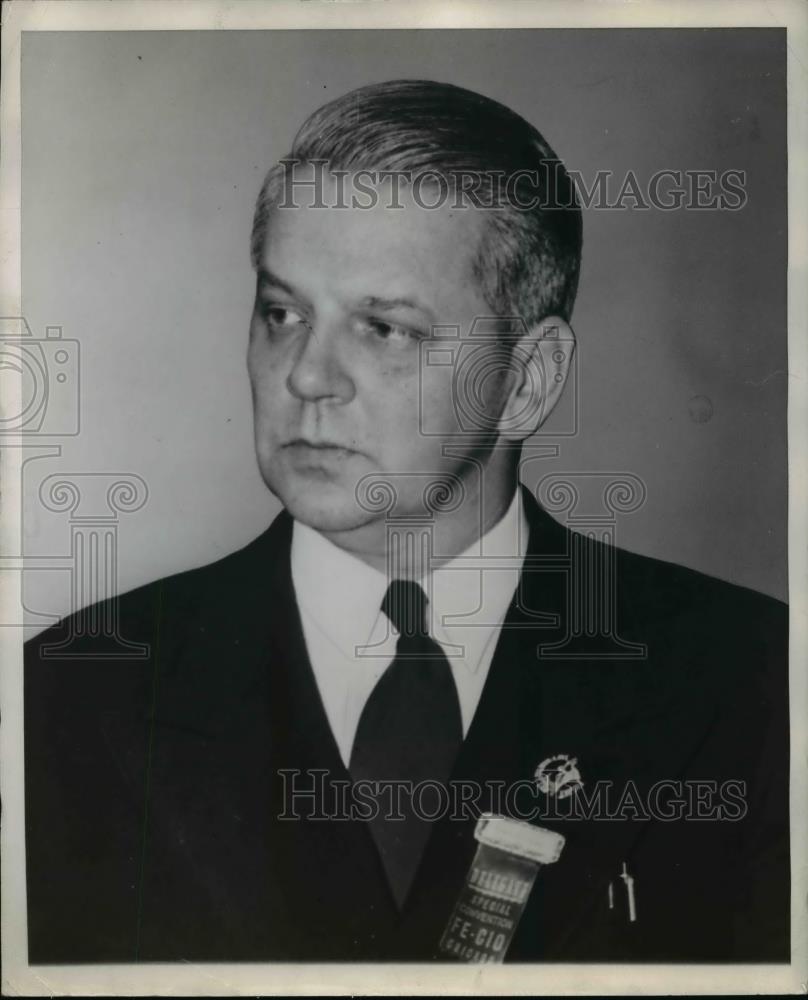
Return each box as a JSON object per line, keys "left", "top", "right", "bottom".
{"left": 499, "top": 489, "right": 723, "bottom": 958}
{"left": 127, "top": 512, "right": 395, "bottom": 958}
{"left": 262, "top": 515, "right": 402, "bottom": 956}
{"left": 131, "top": 518, "right": 294, "bottom": 957}
{"left": 401, "top": 488, "right": 724, "bottom": 960}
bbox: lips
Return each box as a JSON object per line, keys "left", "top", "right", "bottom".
{"left": 285, "top": 439, "right": 354, "bottom": 451}
{"left": 282, "top": 440, "right": 363, "bottom": 470}
{"left": 284, "top": 438, "right": 359, "bottom": 454}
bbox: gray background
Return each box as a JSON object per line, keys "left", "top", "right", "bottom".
{"left": 20, "top": 28, "right": 787, "bottom": 627}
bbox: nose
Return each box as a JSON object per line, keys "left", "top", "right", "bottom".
{"left": 286, "top": 321, "right": 355, "bottom": 404}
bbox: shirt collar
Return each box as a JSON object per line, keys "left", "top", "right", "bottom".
{"left": 430, "top": 488, "right": 528, "bottom": 670}
{"left": 290, "top": 488, "right": 528, "bottom": 668}
{"left": 291, "top": 520, "right": 390, "bottom": 660}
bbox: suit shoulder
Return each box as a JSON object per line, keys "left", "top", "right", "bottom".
{"left": 525, "top": 489, "right": 786, "bottom": 631}
{"left": 609, "top": 540, "right": 787, "bottom": 630}
{"left": 600, "top": 539, "right": 788, "bottom": 709}
{"left": 24, "top": 512, "right": 290, "bottom": 663}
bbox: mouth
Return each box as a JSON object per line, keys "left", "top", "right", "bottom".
{"left": 282, "top": 439, "right": 363, "bottom": 464}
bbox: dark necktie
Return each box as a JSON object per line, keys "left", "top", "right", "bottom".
{"left": 349, "top": 579, "right": 463, "bottom": 909}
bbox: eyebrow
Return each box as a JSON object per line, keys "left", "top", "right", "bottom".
{"left": 357, "top": 295, "right": 436, "bottom": 322}
{"left": 256, "top": 268, "right": 308, "bottom": 303}
{"left": 258, "top": 269, "right": 437, "bottom": 322}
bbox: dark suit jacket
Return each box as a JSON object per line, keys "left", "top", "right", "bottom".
{"left": 24, "top": 489, "right": 789, "bottom": 963}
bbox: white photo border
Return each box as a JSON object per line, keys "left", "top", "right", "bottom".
{"left": 1, "top": 1, "right": 805, "bottom": 995}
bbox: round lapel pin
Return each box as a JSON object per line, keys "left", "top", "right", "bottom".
{"left": 534, "top": 754, "right": 584, "bottom": 800}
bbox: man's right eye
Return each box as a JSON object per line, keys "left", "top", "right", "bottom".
{"left": 261, "top": 303, "right": 308, "bottom": 329}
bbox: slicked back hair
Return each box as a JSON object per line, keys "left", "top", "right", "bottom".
{"left": 251, "top": 79, "right": 582, "bottom": 326}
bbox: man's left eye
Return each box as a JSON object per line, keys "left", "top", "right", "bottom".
{"left": 363, "top": 319, "right": 420, "bottom": 344}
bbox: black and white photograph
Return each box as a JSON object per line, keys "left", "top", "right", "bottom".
{"left": 1, "top": 0, "right": 805, "bottom": 995}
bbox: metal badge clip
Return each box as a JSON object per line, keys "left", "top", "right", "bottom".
{"left": 620, "top": 861, "right": 637, "bottom": 922}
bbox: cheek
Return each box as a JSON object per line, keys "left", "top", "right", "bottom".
{"left": 419, "top": 384, "right": 464, "bottom": 431}
{"left": 363, "top": 364, "right": 418, "bottom": 408}
{"left": 248, "top": 341, "right": 284, "bottom": 400}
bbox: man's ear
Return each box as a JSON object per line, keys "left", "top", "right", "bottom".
{"left": 497, "top": 316, "right": 576, "bottom": 441}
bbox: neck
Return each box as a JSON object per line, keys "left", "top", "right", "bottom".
{"left": 321, "top": 458, "right": 521, "bottom": 576}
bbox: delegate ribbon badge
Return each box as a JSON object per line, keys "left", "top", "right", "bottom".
{"left": 438, "top": 813, "right": 566, "bottom": 964}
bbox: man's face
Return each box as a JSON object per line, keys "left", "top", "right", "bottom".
{"left": 248, "top": 174, "right": 514, "bottom": 535}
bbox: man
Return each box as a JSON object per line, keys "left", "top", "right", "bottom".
{"left": 25, "top": 80, "right": 788, "bottom": 963}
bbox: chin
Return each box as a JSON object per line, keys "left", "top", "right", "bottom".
{"left": 286, "top": 496, "right": 376, "bottom": 533}
{"left": 262, "top": 469, "right": 375, "bottom": 533}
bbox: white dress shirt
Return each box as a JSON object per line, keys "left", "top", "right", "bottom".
{"left": 290, "top": 489, "right": 529, "bottom": 767}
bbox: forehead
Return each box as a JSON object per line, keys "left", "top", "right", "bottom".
{"left": 260, "top": 172, "right": 490, "bottom": 313}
